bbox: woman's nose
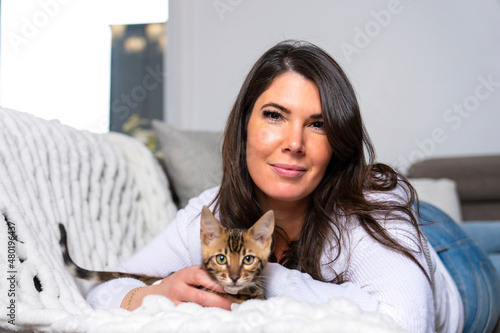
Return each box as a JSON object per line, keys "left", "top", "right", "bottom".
{"left": 282, "top": 124, "right": 304, "bottom": 154}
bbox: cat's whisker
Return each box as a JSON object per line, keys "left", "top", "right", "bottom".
{"left": 61, "top": 207, "right": 274, "bottom": 304}
{"left": 255, "top": 276, "right": 270, "bottom": 283}
{"left": 252, "top": 280, "right": 266, "bottom": 289}
{"left": 200, "top": 206, "right": 274, "bottom": 303}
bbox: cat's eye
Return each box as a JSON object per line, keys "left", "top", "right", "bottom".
{"left": 215, "top": 255, "right": 227, "bottom": 265}
{"left": 243, "top": 255, "right": 255, "bottom": 265}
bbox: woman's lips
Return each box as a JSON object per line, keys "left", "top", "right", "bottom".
{"left": 270, "top": 164, "right": 307, "bottom": 178}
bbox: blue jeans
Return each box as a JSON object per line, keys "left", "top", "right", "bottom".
{"left": 461, "top": 222, "right": 500, "bottom": 279}
{"left": 417, "top": 202, "right": 500, "bottom": 333}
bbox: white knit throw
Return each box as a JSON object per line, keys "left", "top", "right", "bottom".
{"left": 0, "top": 108, "right": 405, "bottom": 332}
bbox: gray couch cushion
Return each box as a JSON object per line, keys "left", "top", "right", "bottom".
{"left": 408, "top": 155, "right": 500, "bottom": 220}
{"left": 153, "top": 120, "right": 223, "bottom": 208}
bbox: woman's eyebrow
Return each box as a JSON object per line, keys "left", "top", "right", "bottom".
{"left": 261, "top": 102, "right": 290, "bottom": 113}
{"left": 310, "top": 113, "right": 323, "bottom": 120}
{"left": 261, "top": 102, "right": 323, "bottom": 119}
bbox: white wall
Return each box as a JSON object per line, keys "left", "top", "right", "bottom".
{"left": 0, "top": 0, "right": 168, "bottom": 132}
{"left": 165, "top": 0, "right": 500, "bottom": 173}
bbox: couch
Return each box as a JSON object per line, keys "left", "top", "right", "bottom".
{"left": 0, "top": 108, "right": 407, "bottom": 332}
{"left": 407, "top": 155, "right": 500, "bottom": 222}
{"left": 408, "top": 155, "right": 500, "bottom": 333}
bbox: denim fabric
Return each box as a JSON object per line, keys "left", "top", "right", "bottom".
{"left": 417, "top": 201, "right": 500, "bottom": 333}
{"left": 462, "top": 222, "right": 500, "bottom": 279}
{"left": 461, "top": 222, "right": 500, "bottom": 253}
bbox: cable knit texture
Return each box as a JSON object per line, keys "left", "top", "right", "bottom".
{"left": 0, "top": 107, "right": 459, "bottom": 332}
{"left": 0, "top": 108, "right": 177, "bottom": 331}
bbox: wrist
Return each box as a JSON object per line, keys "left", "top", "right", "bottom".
{"left": 121, "top": 286, "right": 145, "bottom": 311}
{"left": 87, "top": 278, "right": 146, "bottom": 310}
{"left": 121, "top": 283, "right": 165, "bottom": 311}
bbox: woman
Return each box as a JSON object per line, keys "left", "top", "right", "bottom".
{"left": 87, "top": 40, "right": 499, "bottom": 332}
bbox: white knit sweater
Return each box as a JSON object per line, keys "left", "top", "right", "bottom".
{"left": 87, "top": 187, "right": 463, "bottom": 333}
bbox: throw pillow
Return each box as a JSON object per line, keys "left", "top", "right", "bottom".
{"left": 409, "top": 178, "right": 463, "bottom": 223}
{"left": 153, "top": 120, "right": 223, "bottom": 208}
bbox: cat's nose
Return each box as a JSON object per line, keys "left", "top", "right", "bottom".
{"left": 229, "top": 274, "right": 240, "bottom": 282}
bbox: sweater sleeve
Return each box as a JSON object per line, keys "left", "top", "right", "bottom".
{"left": 86, "top": 187, "right": 219, "bottom": 309}
{"left": 86, "top": 278, "right": 146, "bottom": 309}
{"left": 262, "top": 221, "right": 435, "bottom": 333}
{"left": 347, "top": 226, "right": 435, "bottom": 333}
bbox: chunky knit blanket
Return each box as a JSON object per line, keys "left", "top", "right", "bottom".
{"left": 0, "top": 107, "right": 405, "bottom": 332}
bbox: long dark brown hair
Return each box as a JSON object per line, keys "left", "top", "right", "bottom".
{"left": 214, "top": 40, "right": 426, "bottom": 284}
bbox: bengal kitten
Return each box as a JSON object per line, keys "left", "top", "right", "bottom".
{"left": 59, "top": 206, "right": 274, "bottom": 304}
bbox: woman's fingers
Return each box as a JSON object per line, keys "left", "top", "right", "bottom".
{"left": 157, "top": 265, "right": 232, "bottom": 309}
{"left": 182, "top": 265, "right": 227, "bottom": 293}
{"left": 173, "top": 282, "right": 232, "bottom": 310}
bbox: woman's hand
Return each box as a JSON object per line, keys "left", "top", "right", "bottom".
{"left": 120, "top": 265, "right": 232, "bottom": 311}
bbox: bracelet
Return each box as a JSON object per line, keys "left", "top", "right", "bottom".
{"left": 126, "top": 287, "right": 144, "bottom": 311}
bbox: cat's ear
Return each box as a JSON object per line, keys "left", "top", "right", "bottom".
{"left": 249, "top": 210, "right": 274, "bottom": 249}
{"left": 200, "top": 206, "right": 224, "bottom": 246}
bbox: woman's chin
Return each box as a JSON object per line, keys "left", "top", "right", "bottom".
{"left": 263, "top": 191, "right": 311, "bottom": 204}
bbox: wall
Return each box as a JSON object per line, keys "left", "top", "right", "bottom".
{"left": 0, "top": 0, "right": 168, "bottom": 132}
{"left": 165, "top": 0, "right": 500, "bottom": 173}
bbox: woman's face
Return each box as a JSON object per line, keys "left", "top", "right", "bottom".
{"left": 246, "top": 72, "right": 333, "bottom": 206}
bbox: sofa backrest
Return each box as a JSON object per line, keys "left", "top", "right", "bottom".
{"left": 408, "top": 155, "right": 500, "bottom": 221}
